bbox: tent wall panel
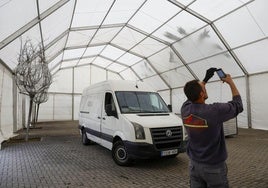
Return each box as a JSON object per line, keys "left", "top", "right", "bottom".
{"left": 0, "top": 64, "right": 15, "bottom": 145}
{"left": 73, "top": 95, "right": 81, "bottom": 120}
{"left": 38, "top": 94, "right": 72, "bottom": 121}
{"left": 38, "top": 94, "right": 80, "bottom": 121}
{"left": 74, "top": 65, "right": 91, "bottom": 93}
{"left": 39, "top": 66, "right": 123, "bottom": 122}
{"left": 16, "top": 93, "right": 23, "bottom": 130}
{"left": 54, "top": 94, "right": 72, "bottom": 120}
{"left": 49, "top": 68, "right": 73, "bottom": 93}
{"left": 232, "top": 78, "right": 248, "bottom": 129}
{"left": 250, "top": 73, "right": 268, "bottom": 130}
{"left": 37, "top": 94, "right": 55, "bottom": 121}
{"left": 91, "top": 66, "right": 107, "bottom": 84}
{"left": 233, "top": 39, "right": 268, "bottom": 74}
{"left": 15, "top": 92, "right": 25, "bottom": 132}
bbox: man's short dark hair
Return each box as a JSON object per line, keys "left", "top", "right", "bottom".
{"left": 184, "top": 80, "right": 202, "bottom": 102}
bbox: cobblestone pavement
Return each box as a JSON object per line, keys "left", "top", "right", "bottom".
{"left": 0, "top": 121, "right": 267, "bottom": 188}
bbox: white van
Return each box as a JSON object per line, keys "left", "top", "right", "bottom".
{"left": 78, "top": 80, "right": 187, "bottom": 166}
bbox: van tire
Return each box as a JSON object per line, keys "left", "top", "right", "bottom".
{"left": 112, "top": 140, "right": 132, "bottom": 166}
{"left": 82, "top": 129, "right": 91, "bottom": 145}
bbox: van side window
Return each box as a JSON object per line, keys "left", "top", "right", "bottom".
{"left": 105, "top": 93, "right": 118, "bottom": 118}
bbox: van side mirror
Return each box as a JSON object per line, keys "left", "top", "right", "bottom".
{"left": 105, "top": 104, "right": 118, "bottom": 118}
{"left": 168, "top": 104, "right": 172, "bottom": 112}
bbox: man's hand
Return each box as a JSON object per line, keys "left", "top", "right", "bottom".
{"left": 203, "top": 67, "right": 217, "bottom": 83}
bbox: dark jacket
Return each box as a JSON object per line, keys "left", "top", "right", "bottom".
{"left": 181, "top": 95, "right": 243, "bottom": 164}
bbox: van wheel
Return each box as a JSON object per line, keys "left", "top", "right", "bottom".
{"left": 112, "top": 140, "right": 132, "bottom": 166}
{"left": 82, "top": 129, "right": 91, "bottom": 145}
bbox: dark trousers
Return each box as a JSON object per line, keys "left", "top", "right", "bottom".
{"left": 189, "top": 160, "right": 229, "bottom": 188}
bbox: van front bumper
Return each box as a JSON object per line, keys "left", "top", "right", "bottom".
{"left": 123, "top": 140, "right": 187, "bottom": 160}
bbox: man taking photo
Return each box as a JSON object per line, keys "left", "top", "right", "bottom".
{"left": 181, "top": 68, "right": 243, "bottom": 188}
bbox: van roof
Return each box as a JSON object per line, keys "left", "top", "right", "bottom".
{"left": 83, "top": 80, "right": 156, "bottom": 94}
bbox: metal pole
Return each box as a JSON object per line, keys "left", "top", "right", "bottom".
{"left": 245, "top": 76, "right": 252, "bottom": 128}
{"left": 13, "top": 77, "right": 18, "bottom": 132}
{"left": 72, "top": 68, "right": 74, "bottom": 120}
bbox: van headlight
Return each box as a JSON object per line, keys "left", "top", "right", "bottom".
{"left": 131, "top": 122, "right": 145, "bottom": 140}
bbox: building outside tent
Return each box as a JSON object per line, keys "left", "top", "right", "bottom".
{"left": 1, "top": 0, "right": 268, "bottom": 144}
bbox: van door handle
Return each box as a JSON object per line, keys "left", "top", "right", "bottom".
{"left": 97, "top": 116, "right": 101, "bottom": 119}
{"left": 102, "top": 117, "right": 106, "bottom": 120}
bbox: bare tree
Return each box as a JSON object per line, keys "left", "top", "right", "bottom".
{"left": 14, "top": 39, "right": 52, "bottom": 141}
{"left": 33, "top": 91, "right": 49, "bottom": 123}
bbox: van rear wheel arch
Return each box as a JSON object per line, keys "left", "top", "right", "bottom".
{"left": 81, "top": 127, "right": 91, "bottom": 145}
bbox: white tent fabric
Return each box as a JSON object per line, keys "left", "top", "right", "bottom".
{"left": 1, "top": 0, "right": 268, "bottom": 142}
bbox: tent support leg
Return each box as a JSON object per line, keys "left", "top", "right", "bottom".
{"left": 246, "top": 76, "right": 252, "bottom": 129}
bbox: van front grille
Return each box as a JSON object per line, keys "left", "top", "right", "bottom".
{"left": 150, "top": 126, "right": 183, "bottom": 150}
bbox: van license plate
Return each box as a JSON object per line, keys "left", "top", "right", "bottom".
{"left": 161, "top": 149, "right": 178, "bottom": 156}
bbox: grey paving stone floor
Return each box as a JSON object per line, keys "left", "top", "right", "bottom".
{"left": 0, "top": 121, "right": 267, "bottom": 188}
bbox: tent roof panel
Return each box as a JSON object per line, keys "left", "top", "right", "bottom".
{"left": 111, "top": 26, "right": 147, "bottom": 50}
{"left": 41, "top": 0, "right": 74, "bottom": 46}
{"left": 117, "top": 52, "right": 143, "bottom": 66}
{"left": 173, "top": 25, "right": 227, "bottom": 63}
{"left": 189, "top": 0, "right": 251, "bottom": 21}
{"left": 103, "top": 0, "right": 146, "bottom": 25}
{"left": 130, "top": 37, "right": 166, "bottom": 58}
{"left": 45, "top": 35, "right": 67, "bottom": 60}
{"left": 38, "top": 0, "right": 61, "bottom": 14}
{"left": 1, "top": 0, "right": 267, "bottom": 87}
{"left": 215, "top": 0, "right": 268, "bottom": 48}
{"left": 234, "top": 39, "right": 268, "bottom": 74}
{"left": 120, "top": 68, "right": 139, "bottom": 81}
{"left": 72, "top": 0, "right": 114, "bottom": 27}
{"left": 188, "top": 53, "right": 245, "bottom": 80}
{"left": 100, "top": 45, "right": 126, "bottom": 60}
{"left": 0, "top": 0, "right": 37, "bottom": 42}
{"left": 128, "top": 0, "right": 181, "bottom": 34}
{"left": 148, "top": 47, "right": 183, "bottom": 73}
{"left": 152, "top": 11, "right": 206, "bottom": 43}
{"left": 161, "top": 67, "right": 194, "bottom": 88}
{"left": 132, "top": 60, "right": 156, "bottom": 79}
{"left": 91, "top": 27, "right": 122, "bottom": 44}
{"left": 66, "top": 30, "right": 96, "bottom": 47}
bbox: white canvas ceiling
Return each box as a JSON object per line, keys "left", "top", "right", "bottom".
{"left": 0, "top": 0, "right": 267, "bottom": 90}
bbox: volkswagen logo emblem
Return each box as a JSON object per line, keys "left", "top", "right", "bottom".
{"left": 166, "top": 129, "right": 172, "bottom": 137}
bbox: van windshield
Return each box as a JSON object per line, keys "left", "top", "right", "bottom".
{"left": 115, "top": 91, "right": 170, "bottom": 114}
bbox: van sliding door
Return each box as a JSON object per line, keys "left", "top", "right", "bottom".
{"left": 85, "top": 93, "right": 102, "bottom": 144}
